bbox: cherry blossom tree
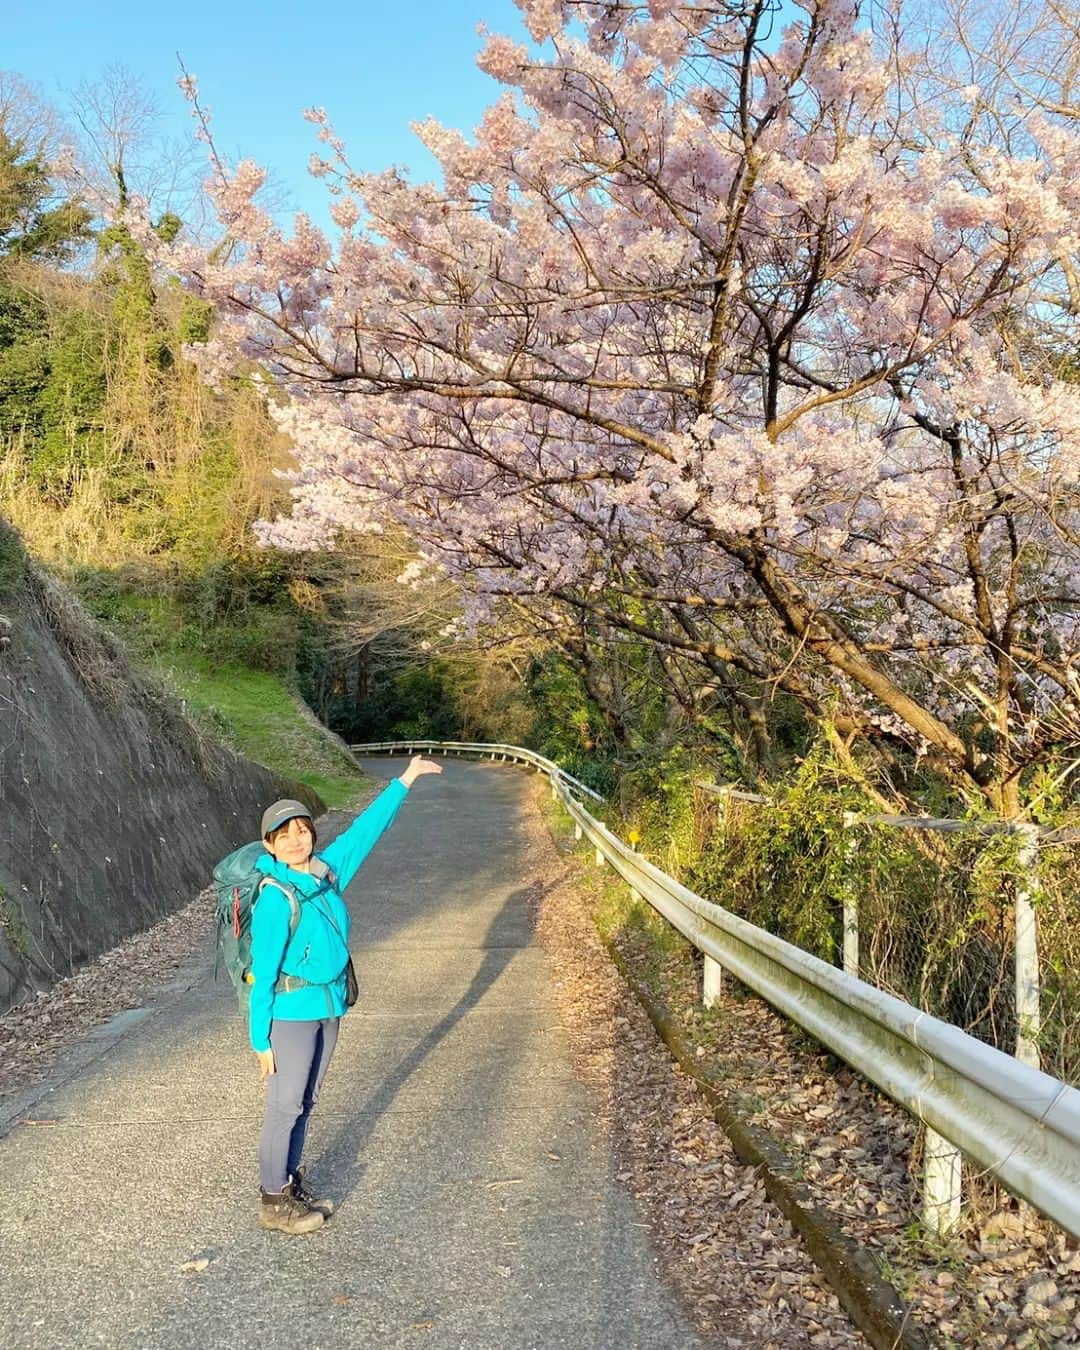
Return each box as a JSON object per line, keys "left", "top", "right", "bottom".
{"left": 164, "top": 0, "right": 1080, "bottom": 816}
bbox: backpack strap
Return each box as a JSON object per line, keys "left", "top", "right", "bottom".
{"left": 257, "top": 872, "right": 344, "bottom": 998}
{"left": 298, "top": 866, "right": 347, "bottom": 1015}
{"left": 259, "top": 863, "right": 342, "bottom": 1002}
{"left": 256, "top": 875, "right": 303, "bottom": 933}
{"left": 309, "top": 856, "right": 337, "bottom": 889}
{"left": 254, "top": 877, "right": 305, "bottom": 994}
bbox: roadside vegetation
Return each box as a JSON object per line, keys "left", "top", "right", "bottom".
{"left": 542, "top": 793, "right": 1080, "bottom": 1348}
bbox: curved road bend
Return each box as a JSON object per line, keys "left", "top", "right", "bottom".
{"left": 1, "top": 758, "right": 709, "bottom": 1349}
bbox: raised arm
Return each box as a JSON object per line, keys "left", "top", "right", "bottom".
{"left": 320, "top": 756, "right": 442, "bottom": 891}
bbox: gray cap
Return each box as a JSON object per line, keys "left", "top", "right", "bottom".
{"left": 261, "top": 799, "right": 313, "bottom": 838}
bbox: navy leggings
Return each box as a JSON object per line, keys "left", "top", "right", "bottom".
{"left": 259, "top": 1017, "right": 339, "bottom": 1193}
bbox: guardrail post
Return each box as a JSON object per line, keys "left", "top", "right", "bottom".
{"left": 840, "top": 812, "right": 859, "bottom": 978}
{"left": 1014, "top": 823, "right": 1041, "bottom": 1070}
{"left": 922, "top": 1127, "right": 963, "bottom": 1235}
{"left": 574, "top": 823, "right": 582, "bottom": 840}
{"left": 595, "top": 846, "right": 605, "bottom": 867}
{"left": 703, "top": 955, "right": 724, "bottom": 1008}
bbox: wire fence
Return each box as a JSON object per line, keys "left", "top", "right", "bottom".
{"left": 690, "top": 785, "right": 1080, "bottom": 1089}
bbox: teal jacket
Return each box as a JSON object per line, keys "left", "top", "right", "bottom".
{"left": 248, "top": 777, "right": 409, "bottom": 1052}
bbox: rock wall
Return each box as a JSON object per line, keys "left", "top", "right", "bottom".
{"left": 0, "top": 532, "right": 323, "bottom": 1013}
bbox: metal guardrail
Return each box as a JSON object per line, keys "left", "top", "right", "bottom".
{"left": 349, "top": 739, "right": 605, "bottom": 803}
{"left": 352, "top": 740, "right": 1080, "bottom": 1238}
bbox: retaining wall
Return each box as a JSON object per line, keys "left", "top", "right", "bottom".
{"left": 0, "top": 542, "right": 321, "bottom": 1013}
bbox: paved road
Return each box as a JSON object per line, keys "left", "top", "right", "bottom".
{"left": 0, "top": 758, "right": 706, "bottom": 1349}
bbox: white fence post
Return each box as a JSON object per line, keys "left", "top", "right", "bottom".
{"left": 1014, "top": 823, "right": 1042, "bottom": 1070}
{"left": 923, "top": 1127, "right": 963, "bottom": 1235}
{"left": 840, "top": 812, "right": 859, "bottom": 978}
{"left": 703, "top": 955, "right": 724, "bottom": 1008}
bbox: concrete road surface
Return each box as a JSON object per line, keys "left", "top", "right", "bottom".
{"left": 0, "top": 758, "right": 707, "bottom": 1349}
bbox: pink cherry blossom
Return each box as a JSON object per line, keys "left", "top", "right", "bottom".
{"left": 161, "top": 0, "right": 1080, "bottom": 815}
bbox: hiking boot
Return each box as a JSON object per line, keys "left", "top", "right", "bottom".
{"left": 259, "top": 1185, "right": 324, "bottom": 1234}
{"left": 290, "top": 1168, "right": 334, "bottom": 1217}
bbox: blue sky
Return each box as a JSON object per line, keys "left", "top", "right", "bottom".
{"left": 4, "top": 0, "right": 533, "bottom": 226}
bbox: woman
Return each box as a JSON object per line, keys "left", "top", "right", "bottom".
{"left": 250, "top": 753, "right": 442, "bottom": 1234}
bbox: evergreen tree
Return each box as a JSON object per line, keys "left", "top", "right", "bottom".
{"left": 0, "top": 128, "right": 92, "bottom": 264}
{"left": 0, "top": 123, "right": 93, "bottom": 458}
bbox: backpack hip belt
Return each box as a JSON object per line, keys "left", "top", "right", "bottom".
{"left": 275, "top": 973, "right": 315, "bottom": 994}
{"left": 274, "top": 967, "right": 341, "bottom": 1017}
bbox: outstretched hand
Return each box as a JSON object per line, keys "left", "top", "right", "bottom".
{"left": 400, "top": 754, "right": 443, "bottom": 787}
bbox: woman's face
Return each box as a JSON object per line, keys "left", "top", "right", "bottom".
{"left": 267, "top": 816, "right": 314, "bottom": 869}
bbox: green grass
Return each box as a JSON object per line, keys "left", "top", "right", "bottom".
{"left": 0, "top": 520, "right": 27, "bottom": 598}
{"left": 160, "top": 650, "right": 368, "bottom": 808}
{"left": 70, "top": 579, "right": 370, "bottom": 809}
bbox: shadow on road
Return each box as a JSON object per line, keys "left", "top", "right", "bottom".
{"left": 313, "top": 879, "right": 549, "bottom": 1208}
